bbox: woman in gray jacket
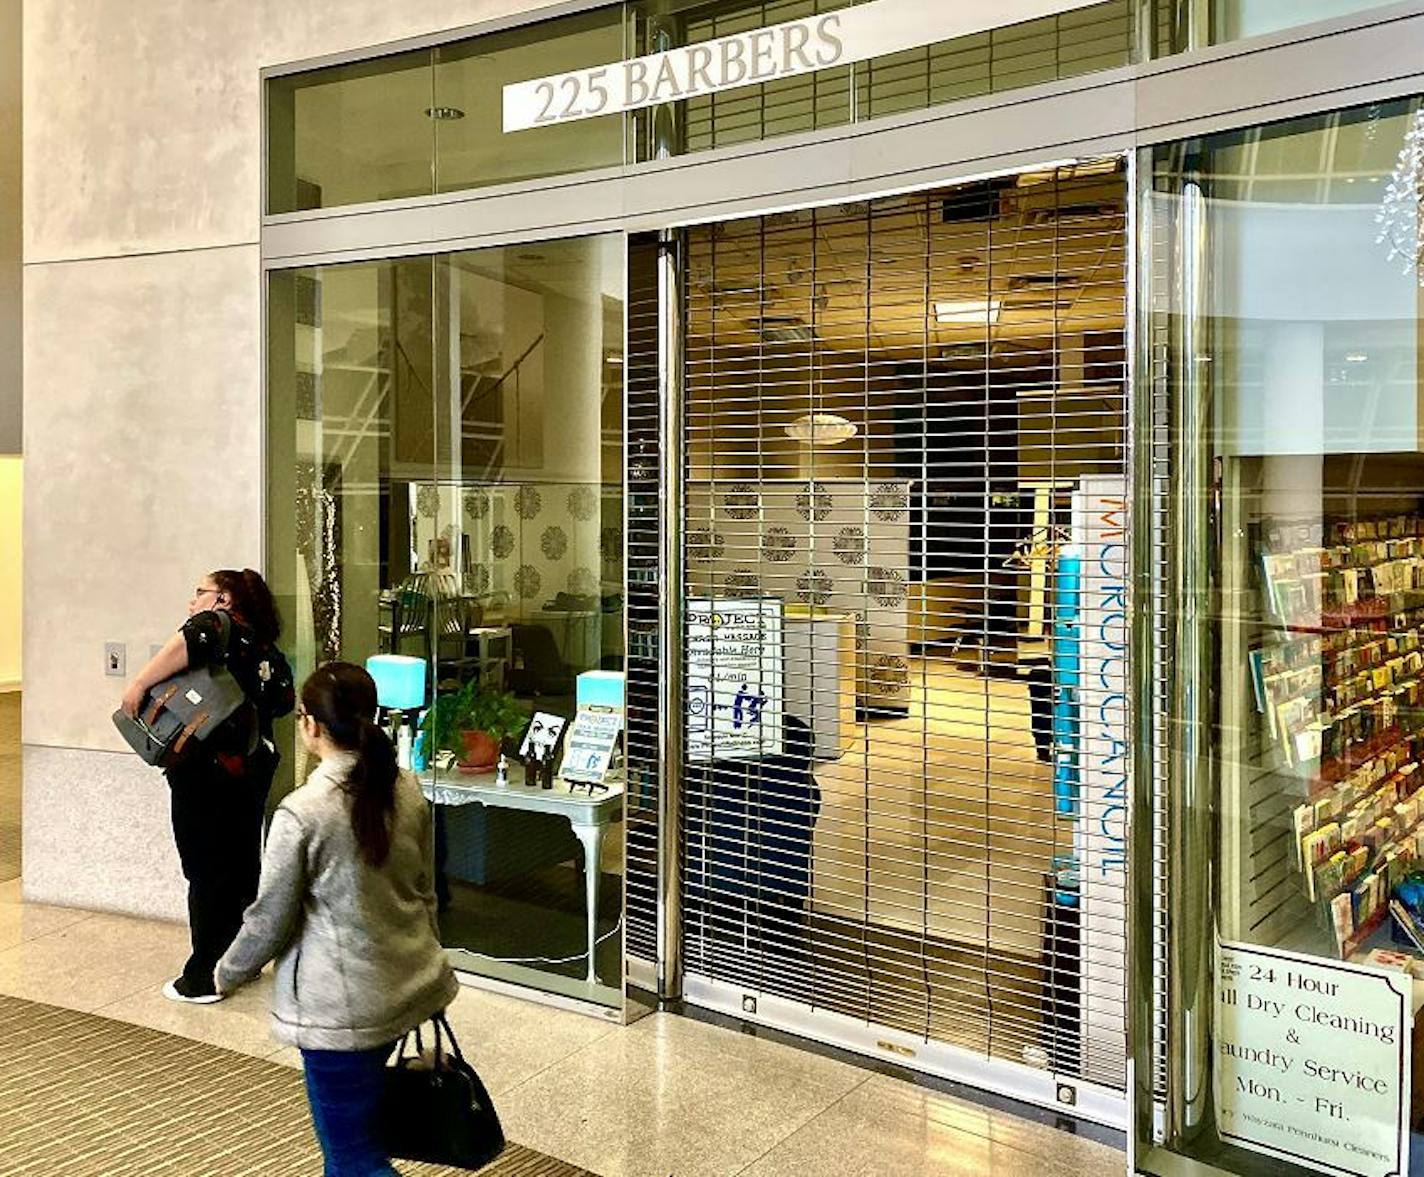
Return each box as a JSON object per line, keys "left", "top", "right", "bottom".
{"left": 217, "top": 661, "right": 459, "bottom": 1177}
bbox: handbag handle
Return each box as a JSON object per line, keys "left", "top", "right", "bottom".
{"left": 390, "top": 1011, "right": 464, "bottom": 1069}
{"left": 432, "top": 1012, "right": 468, "bottom": 1065}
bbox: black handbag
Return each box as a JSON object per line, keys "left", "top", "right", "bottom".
{"left": 380, "top": 1013, "right": 505, "bottom": 1170}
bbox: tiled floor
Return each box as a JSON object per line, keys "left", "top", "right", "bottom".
{"left": 0, "top": 994, "right": 590, "bottom": 1177}
{"left": 0, "top": 879, "right": 1127, "bottom": 1177}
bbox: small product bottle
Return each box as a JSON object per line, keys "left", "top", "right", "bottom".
{"left": 540, "top": 753, "right": 555, "bottom": 790}
{"left": 495, "top": 753, "right": 508, "bottom": 787}
{"left": 523, "top": 754, "right": 537, "bottom": 788}
{"left": 411, "top": 729, "right": 428, "bottom": 774}
{"left": 396, "top": 723, "right": 413, "bottom": 771}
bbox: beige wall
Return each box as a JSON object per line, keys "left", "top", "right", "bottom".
{"left": 0, "top": 457, "right": 18, "bottom": 688}
{"left": 21, "top": 0, "right": 571, "bottom": 916}
{"left": 0, "top": 0, "right": 19, "bottom": 454}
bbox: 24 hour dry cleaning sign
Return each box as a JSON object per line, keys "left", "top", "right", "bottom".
{"left": 1214, "top": 939, "right": 1411, "bottom": 1177}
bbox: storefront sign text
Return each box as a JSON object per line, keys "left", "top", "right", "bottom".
{"left": 1072, "top": 475, "right": 1130, "bottom": 1088}
{"left": 504, "top": 0, "right": 1106, "bottom": 133}
{"left": 1215, "top": 940, "right": 1410, "bottom": 1177}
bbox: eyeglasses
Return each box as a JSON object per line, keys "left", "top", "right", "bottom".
{"left": 295, "top": 706, "right": 308, "bottom": 721}
{"left": 194, "top": 586, "right": 220, "bottom": 598}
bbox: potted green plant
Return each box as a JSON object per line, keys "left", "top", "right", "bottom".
{"left": 422, "top": 681, "right": 528, "bottom": 771}
{"left": 460, "top": 688, "right": 528, "bottom": 770}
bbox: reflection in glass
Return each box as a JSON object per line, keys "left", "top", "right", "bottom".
{"left": 266, "top": 8, "right": 624, "bottom": 215}
{"left": 1152, "top": 97, "right": 1424, "bottom": 1173}
{"left": 269, "top": 236, "right": 626, "bottom": 1009}
{"left": 433, "top": 9, "right": 625, "bottom": 195}
{"left": 268, "top": 52, "right": 435, "bottom": 214}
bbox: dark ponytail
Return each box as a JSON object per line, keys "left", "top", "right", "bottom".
{"left": 211, "top": 568, "right": 282, "bottom": 646}
{"left": 301, "top": 662, "right": 398, "bottom": 868}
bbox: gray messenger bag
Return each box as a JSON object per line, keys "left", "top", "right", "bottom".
{"left": 111, "top": 615, "right": 250, "bottom": 770}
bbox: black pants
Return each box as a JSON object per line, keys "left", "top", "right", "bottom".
{"left": 168, "top": 748, "right": 275, "bottom": 987}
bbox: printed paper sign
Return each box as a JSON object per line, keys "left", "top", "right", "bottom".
{"left": 1215, "top": 939, "right": 1410, "bottom": 1177}
{"left": 687, "top": 598, "right": 783, "bottom": 762}
{"left": 560, "top": 707, "right": 622, "bottom": 785}
{"left": 503, "top": 0, "right": 1106, "bottom": 133}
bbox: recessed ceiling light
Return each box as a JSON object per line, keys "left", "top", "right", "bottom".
{"left": 935, "top": 299, "right": 1002, "bottom": 325}
{"left": 425, "top": 106, "right": 466, "bottom": 120}
{"left": 1345, "top": 352, "right": 1369, "bottom": 363}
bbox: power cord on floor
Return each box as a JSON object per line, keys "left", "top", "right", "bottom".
{"left": 471, "top": 918, "right": 624, "bottom": 967}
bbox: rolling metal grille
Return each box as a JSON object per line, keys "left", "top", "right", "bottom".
{"left": 679, "top": 165, "right": 1131, "bottom": 1091}
{"left": 624, "top": 234, "right": 666, "bottom": 967}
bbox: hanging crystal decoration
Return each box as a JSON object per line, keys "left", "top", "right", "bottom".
{"left": 1376, "top": 107, "right": 1424, "bottom": 286}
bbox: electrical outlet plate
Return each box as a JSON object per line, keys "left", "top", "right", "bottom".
{"left": 104, "top": 642, "right": 126, "bottom": 678}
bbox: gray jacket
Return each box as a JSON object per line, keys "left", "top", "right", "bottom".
{"left": 216, "top": 755, "right": 459, "bottom": 1051}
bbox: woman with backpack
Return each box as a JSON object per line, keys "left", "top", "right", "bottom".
{"left": 216, "top": 661, "right": 458, "bottom": 1177}
{"left": 120, "top": 568, "right": 294, "bottom": 1004}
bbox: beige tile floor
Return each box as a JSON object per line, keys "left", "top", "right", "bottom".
{"left": 0, "top": 879, "right": 1126, "bottom": 1177}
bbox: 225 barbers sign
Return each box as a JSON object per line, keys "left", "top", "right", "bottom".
{"left": 503, "top": 0, "right": 1106, "bottom": 133}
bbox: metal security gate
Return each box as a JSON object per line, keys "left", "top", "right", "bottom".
{"left": 674, "top": 162, "right": 1133, "bottom": 1118}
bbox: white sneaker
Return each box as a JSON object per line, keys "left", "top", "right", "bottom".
{"left": 162, "top": 976, "right": 224, "bottom": 1005}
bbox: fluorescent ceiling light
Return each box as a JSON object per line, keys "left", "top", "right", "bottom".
{"left": 785, "top": 413, "right": 857, "bottom": 446}
{"left": 935, "top": 299, "right": 1001, "bottom": 325}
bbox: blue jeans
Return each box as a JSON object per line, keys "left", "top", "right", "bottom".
{"left": 301, "top": 1043, "right": 400, "bottom": 1177}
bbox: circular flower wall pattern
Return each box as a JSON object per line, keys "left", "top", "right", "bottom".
{"left": 796, "top": 568, "right": 833, "bottom": 605}
{"left": 722, "top": 483, "right": 759, "bottom": 520}
{"left": 491, "top": 525, "right": 515, "bottom": 560}
{"left": 868, "top": 653, "right": 910, "bottom": 696}
{"left": 515, "top": 486, "right": 543, "bottom": 520}
{"left": 866, "top": 566, "right": 907, "bottom": 607}
{"left": 568, "top": 486, "right": 598, "bottom": 522}
{"left": 870, "top": 482, "right": 909, "bottom": 522}
{"left": 541, "top": 526, "right": 568, "bottom": 562}
{"left": 463, "top": 490, "right": 491, "bottom": 520}
{"left": 796, "top": 481, "right": 833, "bottom": 522}
{"left": 514, "top": 564, "right": 543, "bottom": 600}
{"left": 723, "top": 568, "right": 759, "bottom": 596}
{"left": 833, "top": 526, "right": 867, "bottom": 566}
{"left": 762, "top": 527, "right": 798, "bottom": 563}
{"left": 687, "top": 529, "right": 727, "bottom": 563}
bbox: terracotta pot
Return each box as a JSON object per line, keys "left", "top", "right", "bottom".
{"left": 458, "top": 729, "right": 499, "bottom": 771}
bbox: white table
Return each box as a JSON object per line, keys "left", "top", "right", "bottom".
{"left": 420, "top": 769, "right": 623, "bottom": 983}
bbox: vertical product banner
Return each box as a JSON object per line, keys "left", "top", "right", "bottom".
{"left": 1071, "top": 476, "right": 1129, "bottom": 1087}
{"left": 686, "top": 598, "right": 784, "bottom": 762}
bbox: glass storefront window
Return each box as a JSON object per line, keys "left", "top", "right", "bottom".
{"left": 644, "top": 0, "right": 1131, "bottom": 155}
{"left": 268, "top": 235, "right": 627, "bottom": 1008}
{"left": 267, "top": 1, "right": 1135, "bottom": 215}
{"left": 1149, "top": 97, "right": 1424, "bottom": 1175}
{"left": 1148, "top": 0, "right": 1399, "bottom": 54}
{"left": 266, "top": 7, "right": 627, "bottom": 214}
